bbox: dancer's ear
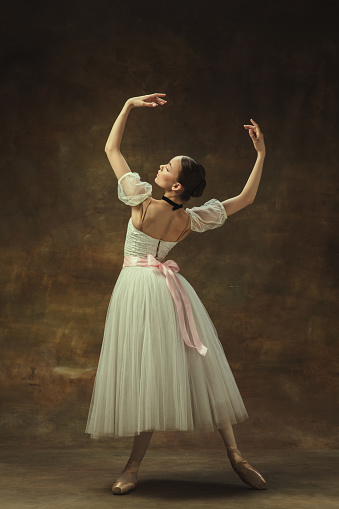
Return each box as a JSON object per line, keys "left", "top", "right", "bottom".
{"left": 172, "top": 182, "right": 183, "bottom": 192}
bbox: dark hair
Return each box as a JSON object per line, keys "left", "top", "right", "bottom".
{"left": 178, "top": 156, "right": 206, "bottom": 201}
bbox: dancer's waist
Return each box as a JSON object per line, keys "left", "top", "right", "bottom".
{"left": 122, "top": 255, "right": 207, "bottom": 357}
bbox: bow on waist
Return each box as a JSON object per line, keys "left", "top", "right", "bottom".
{"left": 123, "top": 254, "right": 207, "bottom": 356}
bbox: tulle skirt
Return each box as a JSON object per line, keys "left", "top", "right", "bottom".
{"left": 85, "top": 266, "right": 249, "bottom": 438}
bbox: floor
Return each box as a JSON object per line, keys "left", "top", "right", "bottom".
{"left": 0, "top": 445, "right": 338, "bottom": 509}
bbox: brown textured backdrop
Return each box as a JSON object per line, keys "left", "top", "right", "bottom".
{"left": 0, "top": 0, "right": 338, "bottom": 450}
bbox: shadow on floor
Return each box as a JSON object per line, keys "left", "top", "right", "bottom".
{"left": 0, "top": 446, "right": 338, "bottom": 508}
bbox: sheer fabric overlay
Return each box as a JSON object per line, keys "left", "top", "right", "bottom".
{"left": 118, "top": 171, "right": 228, "bottom": 231}
{"left": 85, "top": 171, "right": 248, "bottom": 438}
{"left": 186, "top": 199, "right": 227, "bottom": 232}
{"left": 118, "top": 172, "right": 152, "bottom": 206}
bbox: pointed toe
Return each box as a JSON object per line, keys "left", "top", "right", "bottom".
{"left": 112, "top": 480, "right": 138, "bottom": 495}
{"left": 226, "top": 446, "right": 268, "bottom": 490}
{"left": 232, "top": 459, "right": 267, "bottom": 490}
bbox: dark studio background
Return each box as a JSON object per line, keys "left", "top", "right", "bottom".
{"left": 0, "top": 0, "right": 338, "bottom": 451}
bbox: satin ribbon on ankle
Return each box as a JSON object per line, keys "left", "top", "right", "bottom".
{"left": 123, "top": 254, "right": 208, "bottom": 356}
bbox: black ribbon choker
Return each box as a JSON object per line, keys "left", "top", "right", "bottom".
{"left": 161, "top": 195, "right": 184, "bottom": 211}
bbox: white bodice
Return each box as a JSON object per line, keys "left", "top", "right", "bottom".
{"left": 124, "top": 218, "right": 178, "bottom": 261}
{"left": 118, "top": 172, "right": 227, "bottom": 261}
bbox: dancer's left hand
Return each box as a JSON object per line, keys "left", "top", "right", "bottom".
{"left": 127, "top": 93, "right": 167, "bottom": 108}
{"left": 244, "top": 119, "right": 266, "bottom": 155}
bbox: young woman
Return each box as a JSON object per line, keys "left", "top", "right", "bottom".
{"left": 85, "top": 93, "right": 267, "bottom": 495}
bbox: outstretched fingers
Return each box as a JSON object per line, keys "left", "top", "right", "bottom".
{"left": 146, "top": 93, "right": 167, "bottom": 107}
{"left": 242, "top": 118, "right": 266, "bottom": 153}
{"left": 251, "top": 118, "right": 262, "bottom": 136}
{"left": 143, "top": 100, "right": 158, "bottom": 107}
{"left": 151, "top": 93, "right": 167, "bottom": 101}
{"left": 244, "top": 118, "right": 262, "bottom": 138}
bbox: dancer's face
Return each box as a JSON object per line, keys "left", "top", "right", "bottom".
{"left": 155, "top": 155, "right": 183, "bottom": 193}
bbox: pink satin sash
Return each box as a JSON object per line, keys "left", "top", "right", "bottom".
{"left": 123, "top": 254, "right": 208, "bottom": 356}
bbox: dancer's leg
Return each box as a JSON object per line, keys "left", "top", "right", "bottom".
{"left": 112, "top": 431, "right": 153, "bottom": 494}
{"left": 218, "top": 422, "right": 237, "bottom": 448}
{"left": 130, "top": 431, "right": 153, "bottom": 462}
{"left": 218, "top": 422, "right": 245, "bottom": 467}
{"left": 218, "top": 423, "right": 267, "bottom": 490}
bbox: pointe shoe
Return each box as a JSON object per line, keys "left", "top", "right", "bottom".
{"left": 227, "top": 445, "right": 267, "bottom": 490}
{"left": 112, "top": 458, "right": 140, "bottom": 495}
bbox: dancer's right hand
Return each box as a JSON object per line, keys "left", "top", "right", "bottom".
{"left": 127, "top": 93, "right": 167, "bottom": 108}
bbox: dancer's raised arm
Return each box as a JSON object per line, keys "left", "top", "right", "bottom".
{"left": 105, "top": 93, "right": 167, "bottom": 180}
{"left": 222, "top": 119, "right": 266, "bottom": 217}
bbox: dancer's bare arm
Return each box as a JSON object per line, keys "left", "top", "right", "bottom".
{"left": 104, "top": 94, "right": 167, "bottom": 180}
{"left": 222, "top": 119, "right": 266, "bottom": 216}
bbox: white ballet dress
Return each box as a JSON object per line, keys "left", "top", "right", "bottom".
{"left": 85, "top": 172, "right": 249, "bottom": 438}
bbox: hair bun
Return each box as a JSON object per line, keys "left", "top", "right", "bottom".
{"left": 178, "top": 156, "right": 207, "bottom": 201}
{"left": 191, "top": 178, "right": 206, "bottom": 198}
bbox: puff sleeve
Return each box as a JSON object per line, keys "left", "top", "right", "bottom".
{"left": 185, "top": 199, "right": 227, "bottom": 232}
{"left": 117, "top": 172, "right": 152, "bottom": 206}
